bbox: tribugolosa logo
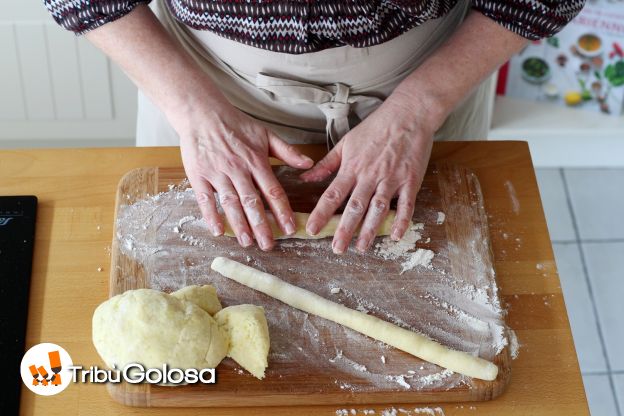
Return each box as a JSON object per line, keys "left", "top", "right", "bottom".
{"left": 20, "top": 343, "right": 73, "bottom": 396}
{"left": 20, "top": 343, "right": 218, "bottom": 393}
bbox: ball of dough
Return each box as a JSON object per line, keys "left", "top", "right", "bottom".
{"left": 214, "top": 305, "right": 270, "bottom": 380}
{"left": 92, "top": 289, "right": 228, "bottom": 370}
{"left": 171, "top": 284, "right": 222, "bottom": 315}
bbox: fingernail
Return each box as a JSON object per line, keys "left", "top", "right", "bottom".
{"left": 211, "top": 223, "right": 223, "bottom": 236}
{"left": 356, "top": 238, "right": 369, "bottom": 253}
{"left": 332, "top": 239, "right": 345, "bottom": 254}
{"left": 284, "top": 218, "right": 296, "bottom": 235}
{"left": 306, "top": 223, "right": 319, "bottom": 236}
{"left": 259, "top": 235, "right": 273, "bottom": 251}
{"left": 391, "top": 228, "right": 401, "bottom": 241}
{"left": 240, "top": 232, "right": 253, "bottom": 247}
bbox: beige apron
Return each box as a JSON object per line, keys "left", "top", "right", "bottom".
{"left": 136, "top": 0, "right": 494, "bottom": 146}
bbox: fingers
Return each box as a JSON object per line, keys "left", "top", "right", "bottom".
{"left": 253, "top": 165, "right": 296, "bottom": 236}
{"left": 332, "top": 182, "right": 376, "bottom": 254}
{"left": 268, "top": 133, "right": 314, "bottom": 169}
{"left": 229, "top": 172, "right": 276, "bottom": 251}
{"left": 300, "top": 141, "right": 343, "bottom": 183}
{"left": 190, "top": 177, "right": 224, "bottom": 236}
{"left": 355, "top": 183, "right": 394, "bottom": 252}
{"left": 392, "top": 181, "right": 419, "bottom": 241}
{"left": 212, "top": 177, "right": 254, "bottom": 248}
{"left": 306, "top": 173, "right": 355, "bottom": 238}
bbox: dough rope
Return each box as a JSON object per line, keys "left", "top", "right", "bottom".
{"left": 223, "top": 211, "right": 404, "bottom": 240}
{"left": 211, "top": 257, "right": 499, "bottom": 381}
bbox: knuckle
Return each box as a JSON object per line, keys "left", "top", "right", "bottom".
{"left": 218, "top": 191, "right": 240, "bottom": 207}
{"left": 266, "top": 185, "right": 287, "bottom": 201}
{"left": 347, "top": 197, "right": 365, "bottom": 214}
{"left": 370, "top": 197, "right": 389, "bottom": 214}
{"left": 195, "top": 191, "right": 213, "bottom": 205}
{"left": 241, "top": 194, "right": 260, "bottom": 209}
{"left": 322, "top": 188, "right": 343, "bottom": 203}
{"left": 398, "top": 199, "right": 415, "bottom": 212}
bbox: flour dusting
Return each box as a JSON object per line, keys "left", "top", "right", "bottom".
{"left": 417, "top": 369, "right": 454, "bottom": 386}
{"left": 114, "top": 166, "right": 514, "bottom": 396}
{"left": 436, "top": 212, "right": 446, "bottom": 225}
{"left": 400, "top": 249, "right": 435, "bottom": 273}
{"left": 374, "top": 223, "right": 435, "bottom": 273}
{"left": 509, "top": 329, "right": 520, "bottom": 359}
{"left": 375, "top": 223, "right": 423, "bottom": 259}
{"left": 504, "top": 180, "right": 520, "bottom": 215}
{"left": 376, "top": 407, "right": 445, "bottom": 416}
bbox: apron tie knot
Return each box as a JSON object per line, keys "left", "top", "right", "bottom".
{"left": 255, "top": 73, "right": 381, "bottom": 148}
{"left": 317, "top": 83, "right": 351, "bottom": 146}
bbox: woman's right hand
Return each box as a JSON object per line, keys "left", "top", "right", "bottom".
{"left": 177, "top": 96, "right": 314, "bottom": 251}
{"left": 82, "top": 4, "right": 313, "bottom": 250}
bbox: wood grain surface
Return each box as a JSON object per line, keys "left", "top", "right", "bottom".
{"left": 108, "top": 164, "right": 510, "bottom": 407}
{"left": 7, "top": 142, "right": 589, "bottom": 415}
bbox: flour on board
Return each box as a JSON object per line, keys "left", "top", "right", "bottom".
{"left": 504, "top": 180, "right": 520, "bottom": 215}
{"left": 374, "top": 223, "right": 435, "bottom": 272}
{"left": 374, "top": 407, "right": 445, "bottom": 416}
{"left": 400, "top": 249, "right": 435, "bottom": 274}
{"left": 115, "top": 175, "right": 516, "bottom": 394}
{"left": 436, "top": 212, "right": 446, "bottom": 225}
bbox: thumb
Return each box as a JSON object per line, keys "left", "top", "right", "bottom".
{"left": 268, "top": 132, "right": 314, "bottom": 169}
{"left": 299, "top": 140, "right": 343, "bottom": 182}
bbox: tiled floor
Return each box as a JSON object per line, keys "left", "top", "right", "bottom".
{"left": 536, "top": 168, "right": 624, "bottom": 416}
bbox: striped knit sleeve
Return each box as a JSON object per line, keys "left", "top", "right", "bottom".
{"left": 472, "top": 0, "right": 586, "bottom": 40}
{"left": 43, "top": 0, "right": 151, "bottom": 35}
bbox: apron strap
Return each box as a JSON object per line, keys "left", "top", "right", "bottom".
{"left": 256, "top": 73, "right": 382, "bottom": 147}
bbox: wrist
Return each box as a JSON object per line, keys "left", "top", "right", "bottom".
{"left": 385, "top": 84, "right": 451, "bottom": 137}
{"left": 164, "top": 74, "right": 230, "bottom": 136}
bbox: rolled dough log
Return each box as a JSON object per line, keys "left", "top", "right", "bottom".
{"left": 224, "top": 211, "right": 404, "bottom": 240}
{"left": 211, "top": 257, "right": 499, "bottom": 381}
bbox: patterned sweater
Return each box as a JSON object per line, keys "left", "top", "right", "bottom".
{"left": 44, "top": 0, "right": 586, "bottom": 54}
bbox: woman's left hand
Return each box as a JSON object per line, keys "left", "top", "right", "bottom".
{"left": 300, "top": 92, "right": 441, "bottom": 254}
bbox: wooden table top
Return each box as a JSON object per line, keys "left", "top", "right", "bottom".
{"left": 4, "top": 141, "right": 588, "bottom": 415}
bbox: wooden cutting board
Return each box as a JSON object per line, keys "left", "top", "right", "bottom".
{"left": 108, "top": 164, "right": 511, "bottom": 407}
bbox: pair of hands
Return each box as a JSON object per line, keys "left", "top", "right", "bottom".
{"left": 179, "top": 92, "right": 434, "bottom": 254}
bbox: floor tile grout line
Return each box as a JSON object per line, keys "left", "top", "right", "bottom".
{"left": 551, "top": 240, "right": 580, "bottom": 245}
{"left": 582, "top": 238, "right": 624, "bottom": 244}
{"left": 560, "top": 168, "right": 622, "bottom": 416}
{"left": 553, "top": 238, "right": 624, "bottom": 244}
{"left": 583, "top": 370, "right": 624, "bottom": 376}
{"left": 611, "top": 373, "right": 623, "bottom": 413}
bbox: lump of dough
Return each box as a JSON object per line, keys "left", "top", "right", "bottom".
{"left": 214, "top": 305, "right": 270, "bottom": 380}
{"left": 171, "top": 284, "right": 222, "bottom": 315}
{"left": 92, "top": 289, "right": 228, "bottom": 370}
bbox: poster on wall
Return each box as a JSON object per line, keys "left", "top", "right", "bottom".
{"left": 497, "top": 0, "right": 624, "bottom": 117}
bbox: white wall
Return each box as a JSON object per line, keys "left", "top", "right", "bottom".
{"left": 490, "top": 96, "right": 624, "bottom": 168}
{"left": 0, "top": 0, "right": 137, "bottom": 148}
{"left": 2, "top": 1, "right": 622, "bottom": 166}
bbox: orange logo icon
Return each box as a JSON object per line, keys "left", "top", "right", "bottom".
{"left": 28, "top": 350, "right": 63, "bottom": 387}
{"left": 21, "top": 343, "right": 72, "bottom": 396}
